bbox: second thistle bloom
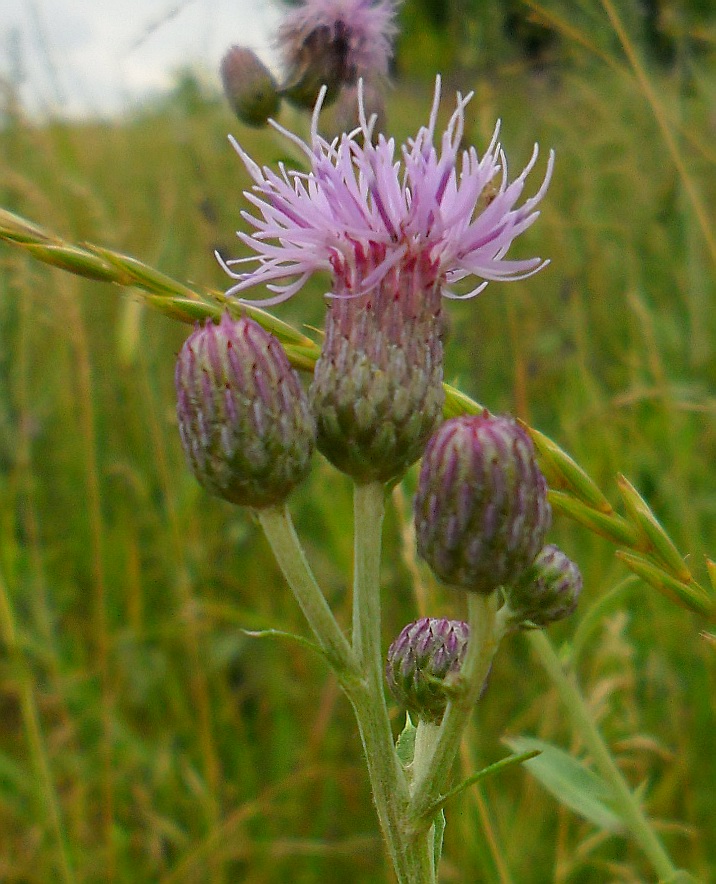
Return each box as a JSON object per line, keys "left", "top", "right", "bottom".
{"left": 277, "top": 0, "right": 399, "bottom": 108}
{"left": 415, "top": 413, "right": 551, "bottom": 594}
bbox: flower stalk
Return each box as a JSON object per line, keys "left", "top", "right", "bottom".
{"left": 407, "top": 593, "right": 505, "bottom": 831}
{"left": 348, "top": 482, "right": 434, "bottom": 881}
{"left": 257, "top": 504, "right": 356, "bottom": 677}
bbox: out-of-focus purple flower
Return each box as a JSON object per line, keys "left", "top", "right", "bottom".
{"left": 219, "top": 77, "right": 553, "bottom": 308}
{"left": 278, "top": 0, "right": 399, "bottom": 107}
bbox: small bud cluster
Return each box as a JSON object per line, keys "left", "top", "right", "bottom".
{"left": 386, "top": 618, "right": 470, "bottom": 724}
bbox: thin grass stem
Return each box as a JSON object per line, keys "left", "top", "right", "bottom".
{"left": 528, "top": 629, "right": 677, "bottom": 880}
{"left": 0, "top": 568, "right": 76, "bottom": 884}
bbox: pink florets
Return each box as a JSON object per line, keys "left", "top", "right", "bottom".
{"left": 219, "top": 77, "right": 554, "bottom": 307}
{"left": 278, "top": 0, "right": 399, "bottom": 82}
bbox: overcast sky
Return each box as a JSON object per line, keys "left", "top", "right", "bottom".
{"left": 2, "top": 0, "right": 282, "bottom": 117}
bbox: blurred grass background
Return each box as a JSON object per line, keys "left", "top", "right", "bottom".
{"left": 0, "top": 0, "right": 715, "bottom": 880}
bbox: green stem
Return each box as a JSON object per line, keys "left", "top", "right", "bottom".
{"left": 0, "top": 569, "right": 76, "bottom": 884}
{"left": 408, "top": 593, "right": 502, "bottom": 830}
{"left": 350, "top": 482, "right": 434, "bottom": 883}
{"left": 257, "top": 504, "right": 356, "bottom": 677}
{"left": 527, "top": 629, "right": 677, "bottom": 880}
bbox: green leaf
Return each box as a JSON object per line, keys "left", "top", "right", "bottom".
{"left": 549, "top": 491, "right": 641, "bottom": 547}
{"left": 503, "top": 736, "right": 625, "bottom": 832}
{"left": 241, "top": 628, "right": 327, "bottom": 661}
{"left": 415, "top": 748, "right": 540, "bottom": 824}
{"left": 395, "top": 713, "right": 417, "bottom": 767}
{"left": 528, "top": 425, "right": 613, "bottom": 513}
{"left": 24, "top": 243, "right": 118, "bottom": 282}
{"left": 616, "top": 551, "right": 713, "bottom": 618}
{"left": 432, "top": 808, "right": 446, "bottom": 874}
{"left": 617, "top": 474, "right": 691, "bottom": 580}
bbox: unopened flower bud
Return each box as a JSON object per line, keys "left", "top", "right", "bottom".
{"left": 386, "top": 618, "right": 470, "bottom": 724}
{"left": 175, "top": 313, "right": 314, "bottom": 508}
{"left": 508, "top": 544, "right": 582, "bottom": 627}
{"left": 415, "top": 413, "right": 551, "bottom": 594}
{"left": 220, "top": 46, "right": 280, "bottom": 127}
{"left": 310, "top": 246, "right": 444, "bottom": 484}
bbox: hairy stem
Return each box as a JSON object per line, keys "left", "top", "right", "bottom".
{"left": 350, "top": 482, "right": 434, "bottom": 882}
{"left": 257, "top": 504, "right": 356, "bottom": 677}
{"left": 408, "top": 592, "right": 502, "bottom": 830}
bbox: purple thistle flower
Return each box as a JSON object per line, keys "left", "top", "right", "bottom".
{"left": 277, "top": 0, "right": 399, "bottom": 107}
{"left": 219, "top": 76, "right": 554, "bottom": 308}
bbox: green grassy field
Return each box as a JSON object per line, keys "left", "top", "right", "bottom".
{"left": 0, "top": 6, "right": 715, "bottom": 881}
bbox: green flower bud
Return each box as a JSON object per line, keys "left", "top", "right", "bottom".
{"left": 220, "top": 46, "right": 280, "bottom": 127}
{"left": 415, "top": 413, "right": 551, "bottom": 594}
{"left": 508, "top": 544, "right": 582, "bottom": 628}
{"left": 175, "top": 313, "right": 314, "bottom": 508}
{"left": 310, "top": 247, "right": 445, "bottom": 484}
{"left": 386, "top": 618, "right": 470, "bottom": 724}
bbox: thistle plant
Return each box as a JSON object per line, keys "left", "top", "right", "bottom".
{"left": 0, "top": 0, "right": 714, "bottom": 881}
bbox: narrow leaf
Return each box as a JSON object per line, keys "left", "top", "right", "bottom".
{"left": 24, "top": 244, "right": 119, "bottom": 282}
{"left": 395, "top": 714, "right": 417, "bottom": 766}
{"left": 527, "top": 426, "right": 613, "bottom": 513}
{"left": 616, "top": 551, "right": 713, "bottom": 617}
{"left": 617, "top": 475, "right": 691, "bottom": 581}
{"left": 241, "top": 627, "right": 327, "bottom": 661}
{"left": 706, "top": 559, "right": 716, "bottom": 595}
{"left": 443, "top": 382, "right": 484, "bottom": 418}
{"left": 0, "top": 207, "right": 54, "bottom": 244}
{"left": 415, "top": 749, "right": 540, "bottom": 823}
{"left": 503, "top": 736, "right": 625, "bottom": 832}
{"left": 549, "top": 490, "right": 641, "bottom": 547}
{"left": 89, "top": 246, "right": 200, "bottom": 299}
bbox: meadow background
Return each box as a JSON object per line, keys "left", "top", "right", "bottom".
{"left": 0, "top": 0, "right": 715, "bottom": 880}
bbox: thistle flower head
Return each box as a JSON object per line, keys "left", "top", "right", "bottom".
{"left": 415, "top": 412, "right": 551, "bottom": 594}
{"left": 386, "top": 617, "right": 470, "bottom": 724}
{"left": 278, "top": 0, "right": 399, "bottom": 107}
{"left": 175, "top": 313, "right": 315, "bottom": 508}
{"left": 220, "top": 78, "right": 552, "bottom": 307}
{"left": 508, "top": 544, "right": 582, "bottom": 628}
